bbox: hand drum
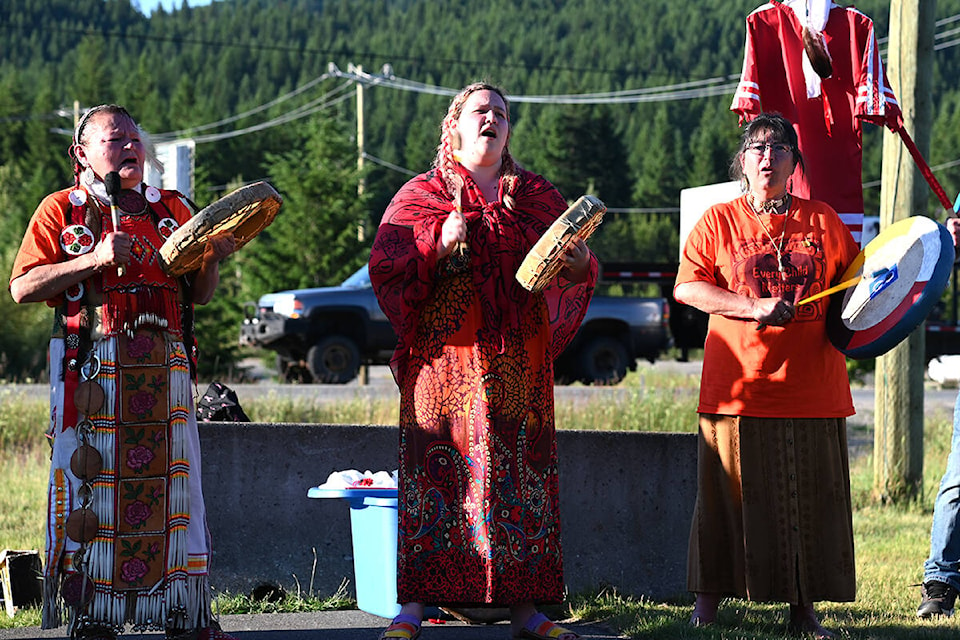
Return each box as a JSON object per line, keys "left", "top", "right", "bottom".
{"left": 828, "top": 216, "right": 955, "bottom": 359}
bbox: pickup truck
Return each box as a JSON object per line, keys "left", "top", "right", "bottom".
{"left": 603, "top": 261, "right": 960, "bottom": 365}
{"left": 239, "top": 265, "right": 672, "bottom": 385}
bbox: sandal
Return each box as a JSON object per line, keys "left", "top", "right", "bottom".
{"left": 378, "top": 613, "right": 422, "bottom": 640}
{"left": 514, "top": 612, "right": 580, "bottom": 640}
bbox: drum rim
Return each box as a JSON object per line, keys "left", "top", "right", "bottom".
{"left": 516, "top": 195, "right": 605, "bottom": 293}
{"left": 158, "top": 181, "right": 282, "bottom": 276}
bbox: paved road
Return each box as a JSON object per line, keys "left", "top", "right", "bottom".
{"left": 0, "top": 610, "right": 625, "bottom": 640}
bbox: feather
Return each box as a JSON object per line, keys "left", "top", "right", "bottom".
{"left": 802, "top": 26, "right": 833, "bottom": 79}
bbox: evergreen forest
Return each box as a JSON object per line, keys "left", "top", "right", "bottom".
{"left": 2, "top": 0, "right": 959, "bottom": 380}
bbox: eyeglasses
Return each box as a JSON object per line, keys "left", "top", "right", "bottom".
{"left": 746, "top": 142, "right": 793, "bottom": 157}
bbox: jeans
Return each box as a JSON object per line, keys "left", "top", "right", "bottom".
{"left": 924, "top": 389, "right": 960, "bottom": 590}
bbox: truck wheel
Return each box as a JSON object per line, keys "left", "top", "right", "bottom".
{"left": 578, "top": 336, "right": 629, "bottom": 385}
{"left": 306, "top": 336, "right": 361, "bottom": 384}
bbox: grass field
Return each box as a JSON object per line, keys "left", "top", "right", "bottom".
{"left": 2, "top": 370, "right": 960, "bottom": 638}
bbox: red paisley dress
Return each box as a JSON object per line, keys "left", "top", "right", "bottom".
{"left": 369, "top": 165, "right": 597, "bottom": 605}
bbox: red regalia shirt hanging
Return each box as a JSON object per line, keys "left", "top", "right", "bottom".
{"left": 731, "top": 0, "right": 902, "bottom": 245}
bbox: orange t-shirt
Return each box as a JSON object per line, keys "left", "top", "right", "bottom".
{"left": 9, "top": 187, "right": 192, "bottom": 307}
{"left": 676, "top": 194, "right": 859, "bottom": 418}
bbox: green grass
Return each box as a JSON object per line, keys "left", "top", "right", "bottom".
{"left": 0, "top": 389, "right": 49, "bottom": 554}
{"left": 3, "top": 374, "right": 960, "bottom": 638}
{"left": 211, "top": 578, "right": 354, "bottom": 615}
{"left": 243, "top": 392, "right": 400, "bottom": 425}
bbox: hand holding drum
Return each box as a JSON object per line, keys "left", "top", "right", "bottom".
{"left": 559, "top": 237, "right": 591, "bottom": 280}
{"left": 516, "top": 195, "right": 606, "bottom": 292}
{"left": 158, "top": 181, "right": 282, "bottom": 277}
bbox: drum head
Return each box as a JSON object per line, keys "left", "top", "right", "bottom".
{"left": 159, "top": 181, "right": 282, "bottom": 276}
{"left": 828, "top": 216, "right": 955, "bottom": 359}
{"left": 516, "top": 195, "right": 605, "bottom": 293}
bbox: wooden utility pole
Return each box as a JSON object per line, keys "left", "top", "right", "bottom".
{"left": 873, "top": 0, "right": 937, "bottom": 503}
{"left": 355, "top": 64, "right": 366, "bottom": 243}
{"left": 350, "top": 64, "right": 370, "bottom": 386}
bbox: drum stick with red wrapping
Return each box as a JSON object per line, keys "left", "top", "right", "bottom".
{"left": 893, "top": 123, "right": 955, "bottom": 215}
{"left": 104, "top": 171, "right": 125, "bottom": 276}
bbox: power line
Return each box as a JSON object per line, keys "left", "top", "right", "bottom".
{"left": 16, "top": 12, "right": 960, "bottom": 131}
{"left": 0, "top": 23, "right": 635, "bottom": 77}
{"left": 155, "top": 80, "right": 356, "bottom": 143}
{"left": 27, "top": 12, "right": 960, "bottom": 195}
{"left": 157, "top": 71, "right": 338, "bottom": 138}
{"left": 346, "top": 65, "right": 742, "bottom": 105}
{"left": 361, "top": 152, "right": 418, "bottom": 178}
{"left": 6, "top": 9, "right": 960, "bottom": 85}
{"left": 88, "top": 13, "right": 960, "bottom": 143}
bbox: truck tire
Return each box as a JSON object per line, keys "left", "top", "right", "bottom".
{"left": 578, "top": 335, "right": 629, "bottom": 385}
{"left": 306, "top": 336, "right": 361, "bottom": 384}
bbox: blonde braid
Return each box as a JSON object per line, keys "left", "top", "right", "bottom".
{"left": 433, "top": 94, "right": 469, "bottom": 198}
{"left": 499, "top": 150, "right": 521, "bottom": 211}
{"left": 437, "top": 126, "right": 462, "bottom": 199}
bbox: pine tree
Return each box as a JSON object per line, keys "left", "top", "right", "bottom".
{"left": 240, "top": 114, "right": 369, "bottom": 301}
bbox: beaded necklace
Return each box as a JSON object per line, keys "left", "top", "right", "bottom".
{"left": 750, "top": 192, "right": 790, "bottom": 215}
{"left": 749, "top": 193, "right": 792, "bottom": 280}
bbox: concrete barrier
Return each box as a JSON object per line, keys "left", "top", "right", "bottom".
{"left": 198, "top": 423, "right": 697, "bottom": 603}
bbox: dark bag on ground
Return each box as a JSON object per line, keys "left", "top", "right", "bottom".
{"left": 197, "top": 381, "right": 250, "bottom": 422}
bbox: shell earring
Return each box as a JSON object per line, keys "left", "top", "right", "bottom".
{"left": 81, "top": 166, "right": 95, "bottom": 186}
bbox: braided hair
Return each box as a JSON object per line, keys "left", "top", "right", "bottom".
{"left": 432, "top": 82, "right": 522, "bottom": 210}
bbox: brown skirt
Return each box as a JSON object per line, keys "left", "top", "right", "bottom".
{"left": 686, "top": 414, "right": 856, "bottom": 604}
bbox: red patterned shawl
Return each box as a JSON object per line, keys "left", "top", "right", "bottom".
{"left": 369, "top": 165, "right": 597, "bottom": 383}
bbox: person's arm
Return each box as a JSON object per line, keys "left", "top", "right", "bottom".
{"left": 10, "top": 232, "right": 131, "bottom": 304}
{"left": 189, "top": 233, "right": 236, "bottom": 305}
{"left": 675, "top": 280, "right": 794, "bottom": 326}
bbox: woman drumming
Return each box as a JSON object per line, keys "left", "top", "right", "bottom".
{"left": 675, "top": 113, "right": 860, "bottom": 638}
{"left": 369, "top": 83, "right": 597, "bottom": 640}
{"left": 9, "top": 104, "right": 236, "bottom": 640}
